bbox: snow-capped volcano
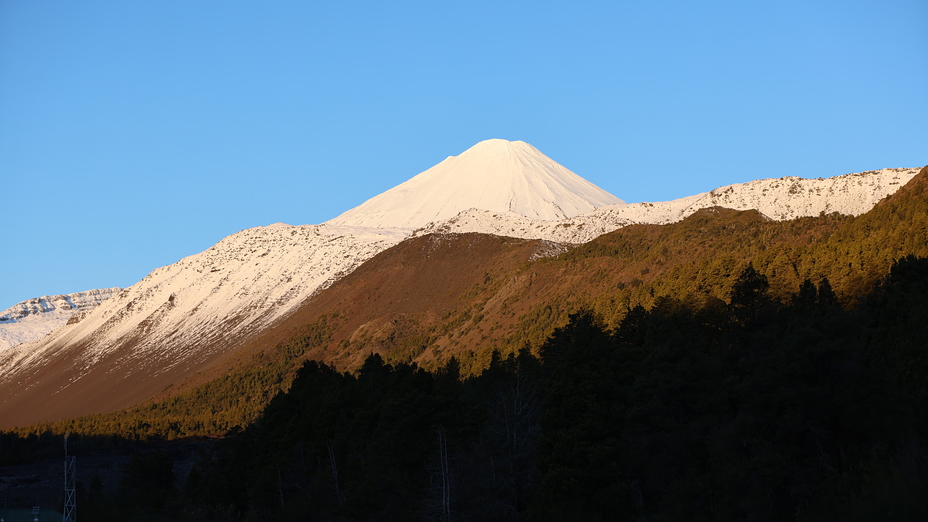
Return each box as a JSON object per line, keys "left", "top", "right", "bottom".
{"left": 1, "top": 138, "right": 629, "bottom": 426}
{"left": 0, "top": 137, "right": 920, "bottom": 429}
{"left": 327, "top": 139, "right": 624, "bottom": 229}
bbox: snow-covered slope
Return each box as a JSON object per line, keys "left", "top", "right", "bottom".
{"left": 0, "top": 288, "right": 120, "bottom": 351}
{"left": 327, "top": 139, "right": 623, "bottom": 229}
{"left": 0, "top": 224, "right": 406, "bottom": 391}
{"left": 415, "top": 167, "right": 921, "bottom": 244}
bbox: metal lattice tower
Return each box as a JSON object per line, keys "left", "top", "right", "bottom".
{"left": 63, "top": 436, "right": 75, "bottom": 522}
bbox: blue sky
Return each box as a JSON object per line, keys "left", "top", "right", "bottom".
{"left": 2, "top": 0, "right": 926, "bottom": 307}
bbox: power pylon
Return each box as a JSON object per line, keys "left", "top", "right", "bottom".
{"left": 63, "top": 435, "right": 75, "bottom": 522}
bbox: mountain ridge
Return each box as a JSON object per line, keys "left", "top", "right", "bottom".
{"left": 0, "top": 224, "right": 407, "bottom": 425}
{"left": 10, "top": 166, "right": 925, "bottom": 435}
{"left": 0, "top": 288, "right": 120, "bottom": 351}
{"left": 413, "top": 167, "right": 920, "bottom": 244}
{"left": 0, "top": 137, "right": 922, "bottom": 429}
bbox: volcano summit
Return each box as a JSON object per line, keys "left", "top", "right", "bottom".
{"left": 327, "top": 139, "right": 624, "bottom": 229}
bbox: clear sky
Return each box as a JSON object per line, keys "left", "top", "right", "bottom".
{"left": 2, "top": 0, "right": 926, "bottom": 307}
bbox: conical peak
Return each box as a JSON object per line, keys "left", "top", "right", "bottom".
{"left": 456, "top": 139, "right": 538, "bottom": 161}
{"left": 462, "top": 138, "right": 529, "bottom": 153}
{"left": 435, "top": 139, "right": 575, "bottom": 188}
{"left": 327, "top": 140, "right": 624, "bottom": 229}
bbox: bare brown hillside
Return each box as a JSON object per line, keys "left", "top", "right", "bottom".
{"left": 0, "top": 328, "right": 241, "bottom": 429}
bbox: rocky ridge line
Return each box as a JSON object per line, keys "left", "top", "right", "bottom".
{"left": 414, "top": 167, "right": 920, "bottom": 244}
{"left": 0, "top": 288, "right": 121, "bottom": 351}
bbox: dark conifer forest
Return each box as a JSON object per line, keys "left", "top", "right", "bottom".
{"left": 3, "top": 257, "right": 928, "bottom": 520}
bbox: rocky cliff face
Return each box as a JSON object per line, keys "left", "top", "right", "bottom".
{"left": 0, "top": 288, "right": 120, "bottom": 351}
